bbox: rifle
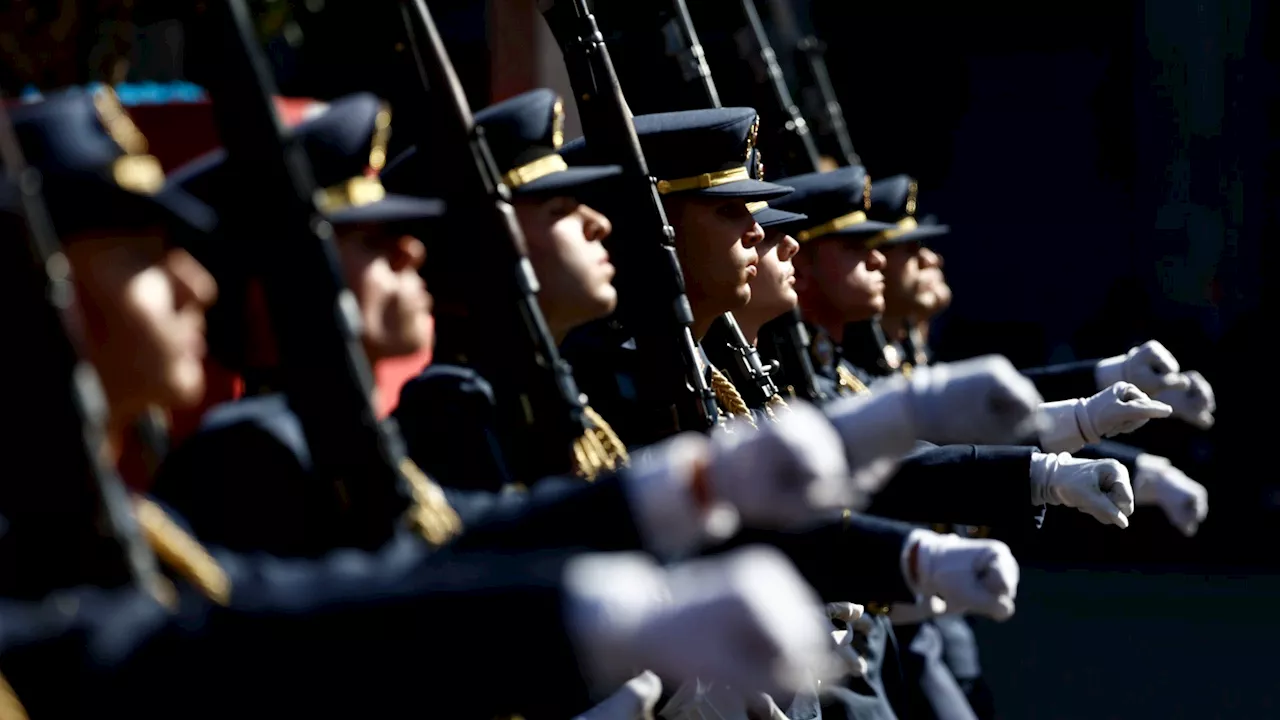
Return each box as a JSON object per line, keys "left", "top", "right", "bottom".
{"left": 186, "top": 0, "right": 417, "bottom": 550}
{"left": 396, "top": 0, "right": 596, "bottom": 483}
{"left": 541, "top": 0, "right": 719, "bottom": 439}
{"left": 0, "top": 94, "right": 166, "bottom": 600}
{"left": 763, "top": 0, "right": 862, "bottom": 166}
{"left": 595, "top": 0, "right": 793, "bottom": 410}
{"left": 685, "top": 0, "right": 821, "bottom": 178}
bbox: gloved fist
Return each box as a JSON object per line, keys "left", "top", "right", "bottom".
{"left": 1037, "top": 382, "right": 1172, "bottom": 453}
{"left": 1155, "top": 371, "right": 1216, "bottom": 430}
{"left": 574, "top": 672, "right": 663, "bottom": 720}
{"left": 888, "top": 595, "right": 948, "bottom": 626}
{"left": 827, "top": 601, "right": 870, "bottom": 678}
{"left": 1030, "top": 453, "right": 1134, "bottom": 528}
{"left": 1095, "top": 340, "right": 1191, "bottom": 395}
{"left": 825, "top": 355, "right": 1044, "bottom": 471}
{"left": 1134, "top": 454, "right": 1209, "bottom": 537}
{"left": 565, "top": 548, "right": 838, "bottom": 699}
{"left": 906, "top": 531, "right": 1019, "bottom": 621}
{"left": 712, "top": 400, "right": 879, "bottom": 527}
{"left": 905, "top": 355, "right": 1046, "bottom": 445}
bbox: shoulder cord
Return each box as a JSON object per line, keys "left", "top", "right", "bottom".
{"left": 835, "top": 365, "right": 870, "bottom": 396}
{"left": 571, "top": 406, "right": 631, "bottom": 481}
{"left": 709, "top": 368, "right": 757, "bottom": 430}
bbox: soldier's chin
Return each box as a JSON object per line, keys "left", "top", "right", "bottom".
{"left": 167, "top": 360, "right": 208, "bottom": 409}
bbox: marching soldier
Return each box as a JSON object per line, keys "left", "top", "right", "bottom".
{"left": 387, "top": 87, "right": 631, "bottom": 492}
{"left": 0, "top": 86, "right": 858, "bottom": 719}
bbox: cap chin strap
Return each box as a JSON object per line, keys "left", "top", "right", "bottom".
{"left": 866, "top": 216, "right": 919, "bottom": 248}
{"left": 794, "top": 210, "right": 870, "bottom": 243}
{"left": 656, "top": 166, "right": 750, "bottom": 195}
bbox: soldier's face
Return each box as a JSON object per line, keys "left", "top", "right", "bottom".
{"left": 664, "top": 196, "right": 764, "bottom": 324}
{"left": 883, "top": 243, "right": 946, "bottom": 317}
{"left": 514, "top": 195, "right": 617, "bottom": 339}
{"left": 795, "top": 239, "right": 885, "bottom": 321}
{"left": 913, "top": 249, "right": 951, "bottom": 317}
{"left": 743, "top": 229, "right": 800, "bottom": 324}
{"left": 336, "top": 226, "right": 432, "bottom": 362}
{"left": 65, "top": 229, "right": 217, "bottom": 422}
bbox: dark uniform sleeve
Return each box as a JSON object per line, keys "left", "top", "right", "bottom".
{"left": 869, "top": 444, "right": 1047, "bottom": 530}
{"left": 1019, "top": 360, "right": 1100, "bottom": 401}
{"left": 393, "top": 364, "right": 516, "bottom": 493}
{"left": 446, "top": 476, "right": 646, "bottom": 553}
{"left": 718, "top": 512, "right": 917, "bottom": 603}
{"left": 151, "top": 395, "right": 340, "bottom": 557}
{"left": 157, "top": 395, "right": 649, "bottom": 557}
{"left": 0, "top": 544, "right": 595, "bottom": 719}
{"left": 1073, "top": 439, "right": 1144, "bottom": 474}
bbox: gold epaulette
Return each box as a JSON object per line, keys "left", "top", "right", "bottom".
{"left": 572, "top": 406, "right": 631, "bottom": 481}
{"left": 400, "top": 458, "right": 464, "bottom": 548}
{"left": 133, "top": 496, "right": 231, "bottom": 606}
{"left": 835, "top": 366, "right": 870, "bottom": 396}
{"left": 0, "top": 672, "right": 28, "bottom": 720}
{"left": 709, "top": 368, "right": 757, "bottom": 430}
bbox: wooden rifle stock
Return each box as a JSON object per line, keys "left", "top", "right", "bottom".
{"left": 541, "top": 0, "right": 719, "bottom": 436}
{"left": 0, "top": 95, "right": 165, "bottom": 600}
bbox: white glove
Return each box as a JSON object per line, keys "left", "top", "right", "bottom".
{"left": 623, "top": 433, "right": 740, "bottom": 559}
{"left": 907, "top": 355, "right": 1046, "bottom": 444}
{"left": 1029, "top": 452, "right": 1135, "bottom": 528}
{"left": 827, "top": 355, "right": 1044, "bottom": 465}
{"left": 574, "top": 672, "right": 663, "bottom": 720}
{"left": 905, "top": 531, "right": 1019, "bottom": 621}
{"left": 827, "top": 601, "right": 870, "bottom": 678}
{"left": 888, "top": 595, "right": 948, "bottom": 626}
{"left": 1155, "top": 371, "right": 1216, "bottom": 430}
{"left": 711, "top": 400, "right": 879, "bottom": 526}
{"left": 1134, "top": 454, "right": 1209, "bottom": 537}
{"left": 1037, "top": 382, "right": 1172, "bottom": 453}
{"left": 1095, "top": 340, "right": 1191, "bottom": 395}
{"left": 565, "top": 547, "right": 838, "bottom": 699}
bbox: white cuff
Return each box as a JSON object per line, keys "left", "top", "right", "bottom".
{"left": 1094, "top": 355, "right": 1127, "bottom": 391}
{"left": 623, "top": 434, "right": 738, "bottom": 559}
{"left": 901, "top": 528, "right": 933, "bottom": 597}
{"left": 1036, "top": 400, "right": 1087, "bottom": 453}
{"left": 1132, "top": 453, "right": 1166, "bottom": 493}
{"left": 1028, "top": 451, "right": 1064, "bottom": 506}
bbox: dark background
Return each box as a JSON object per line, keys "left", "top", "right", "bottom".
{"left": 804, "top": 1, "right": 1277, "bottom": 715}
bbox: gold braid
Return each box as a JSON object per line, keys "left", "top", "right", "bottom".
{"left": 709, "top": 368, "right": 757, "bottom": 429}
{"left": 400, "top": 458, "right": 464, "bottom": 547}
{"left": 571, "top": 405, "right": 631, "bottom": 481}
{"left": 133, "top": 496, "right": 227, "bottom": 606}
